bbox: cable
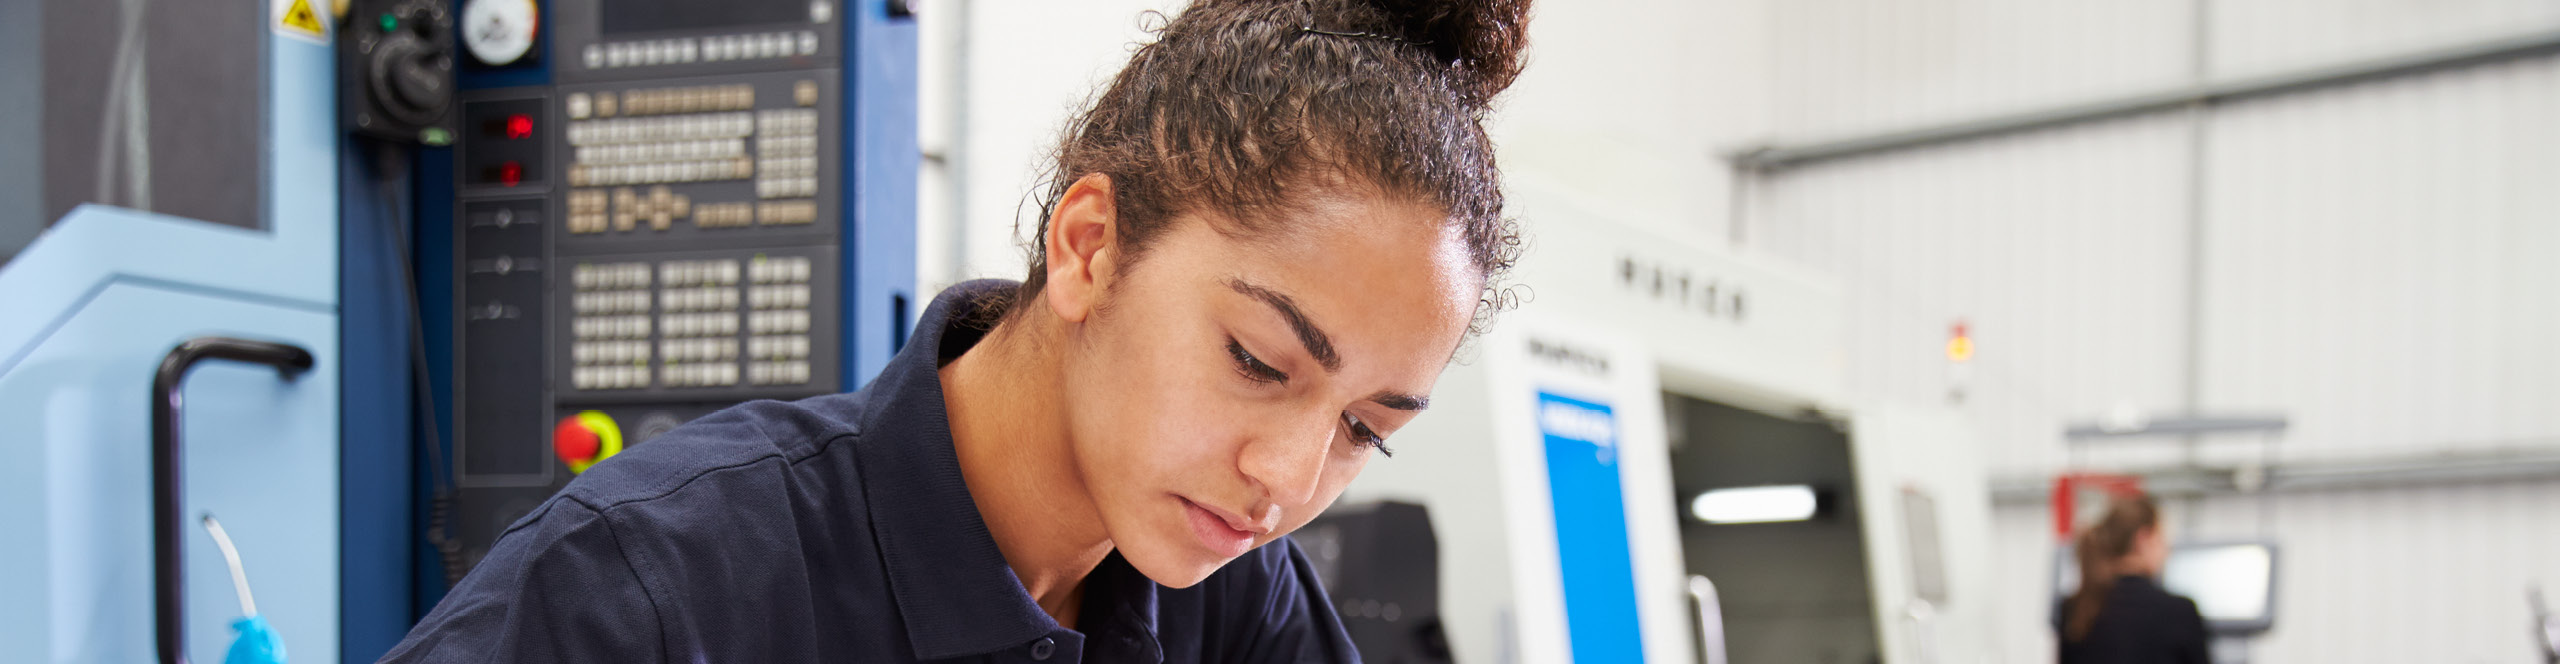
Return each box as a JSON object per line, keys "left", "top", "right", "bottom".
{"left": 94, "top": 0, "right": 152, "bottom": 210}
{"left": 200, "top": 514, "right": 259, "bottom": 617}
{"left": 366, "top": 141, "right": 468, "bottom": 586}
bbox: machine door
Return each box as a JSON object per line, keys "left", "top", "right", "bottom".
{"left": 1852, "top": 405, "right": 1998, "bottom": 664}
{"left": 0, "top": 1, "right": 351, "bottom": 660}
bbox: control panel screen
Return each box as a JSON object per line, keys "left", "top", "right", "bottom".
{"left": 600, "top": 0, "right": 813, "bottom": 36}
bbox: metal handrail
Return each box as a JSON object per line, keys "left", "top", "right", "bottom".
{"left": 153, "top": 337, "right": 314, "bottom": 664}
{"left": 1688, "top": 575, "right": 1728, "bottom": 664}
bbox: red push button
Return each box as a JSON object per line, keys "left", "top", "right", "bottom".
{"left": 552, "top": 410, "right": 624, "bottom": 473}
{"left": 553, "top": 418, "right": 600, "bottom": 465}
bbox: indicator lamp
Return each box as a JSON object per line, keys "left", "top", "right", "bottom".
{"left": 1946, "top": 322, "right": 1974, "bottom": 363}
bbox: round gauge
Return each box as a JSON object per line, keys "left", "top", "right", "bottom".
{"left": 460, "top": 0, "right": 539, "bottom": 67}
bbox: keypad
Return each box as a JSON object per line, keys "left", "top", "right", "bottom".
{"left": 567, "top": 257, "right": 814, "bottom": 391}
{"left": 581, "top": 32, "right": 819, "bottom": 71}
{"left": 562, "top": 81, "right": 823, "bottom": 235}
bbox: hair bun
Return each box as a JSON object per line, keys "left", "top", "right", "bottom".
{"left": 1366, "top": 0, "right": 1531, "bottom": 104}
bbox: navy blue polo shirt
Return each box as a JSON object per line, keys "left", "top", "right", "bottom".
{"left": 382, "top": 280, "right": 1359, "bottom": 663}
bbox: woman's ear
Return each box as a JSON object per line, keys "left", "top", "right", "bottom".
{"left": 1043, "top": 174, "right": 1118, "bottom": 325}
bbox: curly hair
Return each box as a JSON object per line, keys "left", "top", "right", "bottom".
{"left": 1010, "top": 0, "right": 1532, "bottom": 329}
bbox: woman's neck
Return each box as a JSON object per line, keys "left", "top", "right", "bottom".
{"left": 938, "top": 317, "right": 1114, "bottom": 627}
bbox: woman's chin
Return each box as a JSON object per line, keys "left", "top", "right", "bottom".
{"left": 1114, "top": 533, "right": 1229, "bottom": 589}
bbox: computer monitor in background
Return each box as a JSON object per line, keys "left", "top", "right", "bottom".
{"left": 2053, "top": 541, "right": 2279, "bottom": 635}
{"left": 2161, "top": 542, "right": 2278, "bottom": 634}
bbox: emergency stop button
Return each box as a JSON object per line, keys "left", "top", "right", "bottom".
{"left": 553, "top": 410, "right": 624, "bottom": 473}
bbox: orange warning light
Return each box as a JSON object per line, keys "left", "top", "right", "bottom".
{"left": 1946, "top": 322, "right": 1974, "bottom": 363}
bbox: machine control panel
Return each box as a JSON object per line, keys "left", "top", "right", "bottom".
{"left": 443, "top": 0, "right": 884, "bottom": 572}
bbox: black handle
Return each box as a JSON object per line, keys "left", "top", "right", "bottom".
{"left": 153, "top": 337, "right": 314, "bottom": 664}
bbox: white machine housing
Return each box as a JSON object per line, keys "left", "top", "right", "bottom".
{"left": 1341, "top": 182, "right": 1998, "bottom": 664}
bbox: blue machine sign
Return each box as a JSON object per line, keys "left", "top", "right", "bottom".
{"left": 1537, "top": 390, "right": 1645, "bottom": 663}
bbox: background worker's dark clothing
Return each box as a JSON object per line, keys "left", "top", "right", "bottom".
{"left": 2057, "top": 574, "right": 2211, "bottom": 664}
{"left": 381, "top": 279, "right": 1360, "bottom": 663}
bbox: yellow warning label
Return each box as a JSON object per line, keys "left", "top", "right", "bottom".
{"left": 277, "top": 0, "right": 328, "bottom": 42}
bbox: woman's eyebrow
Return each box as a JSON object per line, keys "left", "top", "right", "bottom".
{"left": 1370, "top": 390, "right": 1430, "bottom": 412}
{"left": 1223, "top": 277, "right": 1341, "bottom": 373}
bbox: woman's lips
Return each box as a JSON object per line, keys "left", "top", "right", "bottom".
{"left": 1181, "top": 497, "right": 1259, "bottom": 558}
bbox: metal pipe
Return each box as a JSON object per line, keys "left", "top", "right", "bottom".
{"left": 1729, "top": 29, "right": 2560, "bottom": 171}
{"left": 2064, "top": 414, "right": 2289, "bottom": 440}
{"left": 1990, "top": 446, "right": 2560, "bottom": 504}
{"left": 1687, "top": 575, "right": 1729, "bottom": 664}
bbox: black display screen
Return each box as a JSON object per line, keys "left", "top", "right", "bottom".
{"left": 601, "top": 0, "right": 810, "bottom": 35}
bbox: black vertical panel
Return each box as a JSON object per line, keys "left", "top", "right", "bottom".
{"left": 42, "top": 0, "right": 264, "bottom": 230}
{"left": 458, "top": 198, "right": 551, "bottom": 478}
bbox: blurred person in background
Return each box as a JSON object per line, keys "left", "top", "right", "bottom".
{"left": 2058, "top": 495, "right": 2209, "bottom": 664}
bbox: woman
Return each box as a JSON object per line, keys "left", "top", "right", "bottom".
{"left": 383, "top": 0, "right": 1530, "bottom": 661}
{"left": 2058, "top": 495, "right": 2211, "bottom": 664}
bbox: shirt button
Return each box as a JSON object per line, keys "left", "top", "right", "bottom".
{"left": 1028, "top": 637, "right": 1058, "bottom": 661}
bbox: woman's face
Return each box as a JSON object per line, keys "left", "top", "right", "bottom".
{"left": 1057, "top": 195, "right": 1479, "bottom": 588}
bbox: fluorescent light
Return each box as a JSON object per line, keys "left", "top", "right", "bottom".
{"left": 1690, "top": 485, "right": 1817, "bottom": 524}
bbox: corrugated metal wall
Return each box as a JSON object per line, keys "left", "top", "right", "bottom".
{"left": 1759, "top": 114, "right": 2199, "bottom": 476}
{"left": 2186, "top": 481, "right": 2560, "bottom": 663}
{"left": 1747, "top": 2, "right": 2560, "bottom": 662}
{"left": 1993, "top": 481, "right": 2560, "bottom": 663}
{"left": 1766, "top": 0, "right": 2191, "bottom": 140}
{"left": 2201, "top": 57, "right": 2560, "bottom": 461}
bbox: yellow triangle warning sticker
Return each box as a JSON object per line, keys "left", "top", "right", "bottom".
{"left": 275, "top": 0, "right": 329, "bottom": 44}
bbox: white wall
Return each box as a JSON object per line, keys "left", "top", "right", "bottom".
{"left": 918, "top": 0, "right": 1173, "bottom": 292}
{"left": 918, "top": 0, "right": 1765, "bottom": 289}
{"left": 1765, "top": 0, "right": 2194, "bottom": 141}
{"left": 1745, "top": 0, "right": 2560, "bottom": 486}
{"left": 1745, "top": 2, "right": 2560, "bottom": 663}
{"left": 2197, "top": 57, "right": 2560, "bottom": 461}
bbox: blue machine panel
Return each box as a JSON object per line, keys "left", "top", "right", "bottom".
{"left": 0, "top": 2, "right": 915, "bottom": 662}
{"left": 1537, "top": 390, "right": 1646, "bottom": 663}
{"left": 0, "top": 18, "right": 356, "bottom": 662}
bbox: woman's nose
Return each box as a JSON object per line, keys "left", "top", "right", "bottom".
{"left": 1236, "top": 412, "right": 1336, "bottom": 507}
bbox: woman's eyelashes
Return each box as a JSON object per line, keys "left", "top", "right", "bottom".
{"left": 1226, "top": 338, "right": 1290, "bottom": 384}
{"left": 1342, "top": 412, "right": 1394, "bottom": 457}
{"left": 1227, "top": 336, "right": 1392, "bottom": 458}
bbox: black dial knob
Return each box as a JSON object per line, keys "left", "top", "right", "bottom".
{"left": 367, "top": 3, "right": 453, "bottom": 127}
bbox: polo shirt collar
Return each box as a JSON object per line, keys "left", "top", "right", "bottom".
{"left": 1078, "top": 551, "right": 1166, "bottom": 663}
{"left": 850, "top": 280, "right": 1164, "bottom": 662}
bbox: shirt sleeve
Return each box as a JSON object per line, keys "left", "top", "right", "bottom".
{"left": 1216, "top": 537, "right": 1362, "bottom": 664}
{"left": 378, "top": 497, "right": 665, "bottom": 664}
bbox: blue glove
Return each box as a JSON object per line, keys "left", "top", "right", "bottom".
{"left": 223, "top": 615, "right": 287, "bottom": 664}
